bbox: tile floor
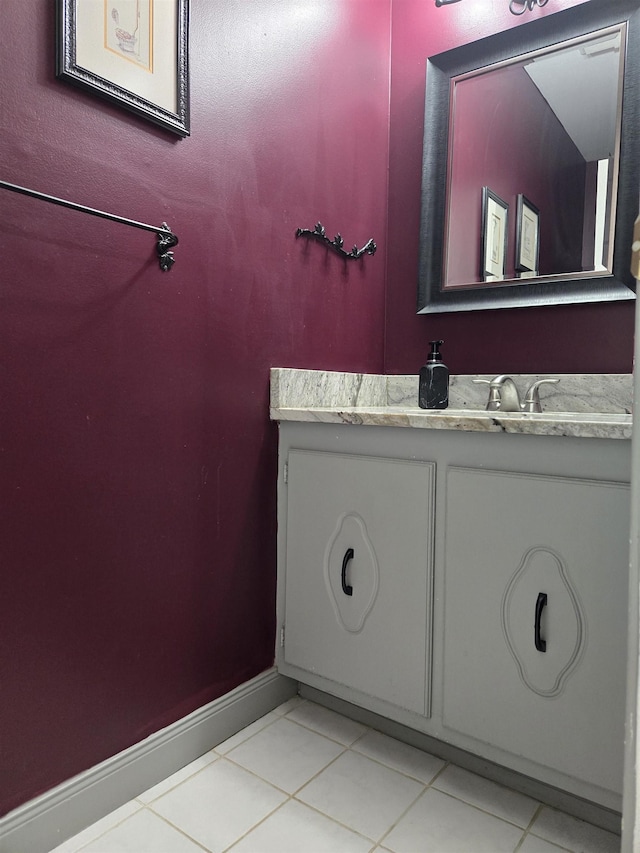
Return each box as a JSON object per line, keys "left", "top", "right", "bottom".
{"left": 50, "top": 697, "right": 620, "bottom": 853}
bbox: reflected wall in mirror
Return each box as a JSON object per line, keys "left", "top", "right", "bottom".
{"left": 418, "top": 0, "right": 640, "bottom": 313}
{"left": 447, "top": 28, "right": 621, "bottom": 287}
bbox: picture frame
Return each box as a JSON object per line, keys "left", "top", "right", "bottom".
{"left": 481, "top": 187, "right": 508, "bottom": 281}
{"left": 515, "top": 194, "right": 540, "bottom": 277}
{"left": 56, "top": 0, "right": 190, "bottom": 137}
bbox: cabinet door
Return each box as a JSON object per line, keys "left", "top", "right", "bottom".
{"left": 443, "top": 467, "right": 629, "bottom": 795}
{"left": 284, "top": 450, "right": 435, "bottom": 716}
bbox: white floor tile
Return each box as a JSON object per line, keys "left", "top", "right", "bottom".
{"left": 285, "top": 700, "right": 369, "bottom": 745}
{"left": 149, "top": 758, "right": 287, "bottom": 852}
{"left": 352, "top": 729, "right": 445, "bottom": 784}
{"left": 46, "top": 701, "right": 619, "bottom": 853}
{"left": 225, "top": 716, "right": 345, "bottom": 793}
{"left": 382, "top": 788, "right": 525, "bottom": 853}
{"left": 214, "top": 711, "right": 279, "bottom": 754}
{"left": 296, "top": 749, "right": 424, "bottom": 841}
{"left": 229, "top": 799, "right": 374, "bottom": 853}
{"left": 432, "top": 763, "right": 540, "bottom": 827}
{"left": 530, "top": 807, "right": 621, "bottom": 853}
{"left": 137, "top": 749, "right": 219, "bottom": 802}
{"left": 47, "top": 801, "right": 142, "bottom": 853}
{"left": 78, "top": 808, "right": 204, "bottom": 853}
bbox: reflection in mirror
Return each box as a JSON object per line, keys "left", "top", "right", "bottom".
{"left": 417, "top": 0, "right": 639, "bottom": 313}
{"left": 445, "top": 28, "right": 623, "bottom": 289}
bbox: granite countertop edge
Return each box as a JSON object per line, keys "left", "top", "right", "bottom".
{"left": 269, "top": 368, "right": 633, "bottom": 440}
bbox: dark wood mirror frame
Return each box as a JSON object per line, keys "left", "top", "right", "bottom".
{"left": 417, "top": 0, "right": 640, "bottom": 314}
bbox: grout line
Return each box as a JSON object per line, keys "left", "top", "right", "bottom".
{"left": 515, "top": 825, "right": 576, "bottom": 853}
{"left": 278, "top": 704, "right": 373, "bottom": 749}
{"left": 286, "top": 796, "right": 381, "bottom": 847}
{"left": 427, "top": 786, "right": 540, "bottom": 832}
{"left": 512, "top": 827, "right": 532, "bottom": 852}
{"left": 522, "top": 803, "right": 544, "bottom": 836}
{"left": 214, "top": 710, "right": 281, "bottom": 755}
{"left": 135, "top": 750, "right": 220, "bottom": 804}
{"left": 220, "top": 743, "right": 351, "bottom": 798}
{"left": 281, "top": 706, "right": 451, "bottom": 786}
{"left": 289, "top": 745, "right": 351, "bottom": 797}
{"left": 220, "top": 795, "right": 296, "bottom": 852}
{"left": 347, "top": 743, "right": 448, "bottom": 786}
{"left": 216, "top": 753, "right": 298, "bottom": 796}
{"left": 278, "top": 714, "right": 367, "bottom": 748}
{"left": 512, "top": 804, "right": 545, "bottom": 852}
{"left": 376, "top": 779, "right": 430, "bottom": 848}
{"left": 136, "top": 806, "right": 212, "bottom": 853}
{"left": 285, "top": 743, "right": 442, "bottom": 845}
{"left": 521, "top": 804, "right": 582, "bottom": 852}
{"left": 423, "top": 757, "right": 450, "bottom": 787}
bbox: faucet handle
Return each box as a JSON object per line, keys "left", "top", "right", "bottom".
{"left": 523, "top": 378, "right": 560, "bottom": 413}
{"left": 472, "top": 378, "right": 499, "bottom": 411}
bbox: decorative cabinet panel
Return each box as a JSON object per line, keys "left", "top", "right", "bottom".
{"left": 282, "top": 449, "right": 435, "bottom": 716}
{"left": 443, "top": 467, "right": 630, "bottom": 796}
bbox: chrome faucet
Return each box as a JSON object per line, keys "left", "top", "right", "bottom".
{"left": 473, "top": 375, "right": 559, "bottom": 413}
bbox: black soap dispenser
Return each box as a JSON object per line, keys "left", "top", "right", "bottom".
{"left": 419, "top": 340, "right": 449, "bottom": 409}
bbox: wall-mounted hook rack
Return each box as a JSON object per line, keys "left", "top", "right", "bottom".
{"left": 0, "top": 179, "right": 179, "bottom": 271}
{"left": 435, "top": 0, "right": 549, "bottom": 13}
{"left": 295, "top": 222, "right": 377, "bottom": 261}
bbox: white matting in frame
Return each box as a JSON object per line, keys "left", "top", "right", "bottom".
{"left": 515, "top": 194, "right": 540, "bottom": 275}
{"left": 481, "top": 186, "right": 508, "bottom": 281}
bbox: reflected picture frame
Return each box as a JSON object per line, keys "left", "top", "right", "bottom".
{"left": 515, "top": 194, "right": 540, "bottom": 277}
{"left": 56, "top": 0, "right": 190, "bottom": 137}
{"left": 481, "top": 187, "right": 508, "bottom": 282}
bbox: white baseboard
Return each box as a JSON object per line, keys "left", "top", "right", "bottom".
{"left": 0, "top": 669, "right": 296, "bottom": 853}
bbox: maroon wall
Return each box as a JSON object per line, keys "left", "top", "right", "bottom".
{"left": 385, "top": 0, "right": 635, "bottom": 375}
{"left": 447, "top": 65, "right": 587, "bottom": 284}
{"left": 2, "top": 0, "right": 635, "bottom": 819}
{"left": 0, "top": 0, "right": 390, "bottom": 815}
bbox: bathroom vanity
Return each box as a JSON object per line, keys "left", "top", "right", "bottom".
{"left": 271, "top": 368, "right": 632, "bottom": 815}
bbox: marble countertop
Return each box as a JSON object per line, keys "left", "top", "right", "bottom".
{"left": 270, "top": 368, "right": 633, "bottom": 440}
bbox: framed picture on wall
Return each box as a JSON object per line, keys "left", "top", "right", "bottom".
{"left": 515, "top": 194, "right": 540, "bottom": 277}
{"left": 481, "top": 187, "right": 508, "bottom": 281}
{"left": 56, "top": 0, "right": 190, "bottom": 137}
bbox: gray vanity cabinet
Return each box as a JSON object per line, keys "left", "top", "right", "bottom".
{"left": 276, "top": 420, "right": 631, "bottom": 810}
{"left": 443, "top": 467, "right": 630, "bottom": 797}
{"left": 281, "top": 448, "right": 435, "bottom": 716}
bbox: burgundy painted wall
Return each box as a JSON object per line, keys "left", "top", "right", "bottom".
{"left": 2, "top": 0, "right": 635, "bottom": 819}
{"left": 385, "top": 0, "right": 635, "bottom": 375}
{"left": 447, "top": 65, "right": 587, "bottom": 284}
{"left": 0, "top": 0, "right": 390, "bottom": 815}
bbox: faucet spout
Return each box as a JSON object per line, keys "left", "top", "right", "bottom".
{"left": 488, "top": 375, "right": 522, "bottom": 412}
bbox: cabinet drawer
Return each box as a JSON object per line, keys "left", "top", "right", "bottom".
{"left": 284, "top": 450, "right": 435, "bottom": 715}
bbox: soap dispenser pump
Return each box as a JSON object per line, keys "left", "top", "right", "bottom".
{"left": 419, "top": 340, "right": 449, "bottom": 409}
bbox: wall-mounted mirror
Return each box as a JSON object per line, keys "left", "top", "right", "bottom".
{"left": 418, "top": 0, "right": 640, "bottom": 313}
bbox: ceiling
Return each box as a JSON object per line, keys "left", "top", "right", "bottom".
{"left": 524, "top": 30, "right": 623, "bottom": 162}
